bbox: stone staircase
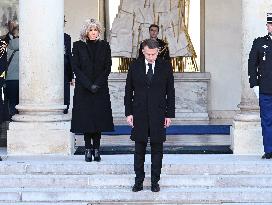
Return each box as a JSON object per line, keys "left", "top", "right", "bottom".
{"left": 0, "top": 154, "right": 271, "bottom": 204}
{"left": 75, "top": 124, "right": 232, "bottom": 154}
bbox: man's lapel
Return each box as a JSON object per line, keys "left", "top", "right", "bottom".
{"left": 152, "top": 59, "right": 161, "bottom": 84}
{"left": 137, "top": 58, "right": 147, "bottom": 83}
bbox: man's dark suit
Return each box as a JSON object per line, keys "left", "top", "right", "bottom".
{"left": 124, "top": 57, "right": 175, "bottom": 185}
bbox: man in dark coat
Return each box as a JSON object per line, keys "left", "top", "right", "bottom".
{"left": 63, "top": 32, "right": 73, "bottom": 114}
{"left": 125, "top": 39, "right": 175, "bottom": 192}
{"left": 248, "top": 13, "right": 272, "bottom": 159}
{"left": 138, "top": 24, "right": 170, "bottom": 61}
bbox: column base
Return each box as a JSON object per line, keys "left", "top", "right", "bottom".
{"left": 7, "top": 121, "right": 74, "bottom": 155}
{"left": 231, "top": 116, "right": 263, "bottom": 155}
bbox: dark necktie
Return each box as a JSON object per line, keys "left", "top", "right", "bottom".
{"left": 147, "top": 63, "right": 153, "bottom": 83}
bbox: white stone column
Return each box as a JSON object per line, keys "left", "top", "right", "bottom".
{"left": 231, "top": 0, "right": 272, "bottom": 154}
{"left": 7, "top": 0, "right": 73, "bottom": 155}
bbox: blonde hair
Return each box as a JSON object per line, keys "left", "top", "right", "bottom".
{"left": 79, "top": 18, "right": 103, "bottom": 42}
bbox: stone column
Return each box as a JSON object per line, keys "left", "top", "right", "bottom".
{"left": 104, "top": 0, "right": 109, "bottom": 40}
{"left": 231, "top": 0, "right": 272, "bottom": 154}
{"left": 99, "top": 0, "right": 106, "bottom": 40}
{"left": 7, "top": 0, "right": 73, "bottom": 155}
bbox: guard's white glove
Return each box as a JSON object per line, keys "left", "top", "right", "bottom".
{"left": 253, "top": 86, "right": 259, "bottom": 99}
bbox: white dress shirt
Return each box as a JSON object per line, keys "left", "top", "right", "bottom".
{"left": 145, "top": 59, "right": 155, "bottom": 74}
{"left": 9, "top": 33, "right": 13, "bottom": 40}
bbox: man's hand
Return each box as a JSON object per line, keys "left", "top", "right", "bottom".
{"left": 90, "top": 84, "right": 100, "bottom": 93}
{"left": 253, "top": 86, "right": 259, "bottom": 99}
{"left": 126, "top": 115, "right": 134, "bottom": 127}
{"left": 164, "top": 118, "right": 171, "bottom": 128}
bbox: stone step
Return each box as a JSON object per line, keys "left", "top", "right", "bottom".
{"left": 0, "top": 174, "right": 272, "bottom": 188}
{"left": 0, "top": 203, "right": 244, "bottom": 205}
{"left": 0, "top": 204, "right": 88, "bottom": 205}
{"left": 0, "top": 187, "right": 271, "bottom": 203}
{"left": 1, "top": 155, "right": 271, "bottom": 175}
{"left": 0, "top": 203, "right": 270, "bottom": 205}
{"left": 74, "top": 145, "right": 232, "bottom": 155}
{"left": 75, "top": 134, "right": 231, "bottom": 147}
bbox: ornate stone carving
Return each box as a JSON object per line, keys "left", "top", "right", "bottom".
{"left": 110, "top": 0, "right": 196, "bottom": 59}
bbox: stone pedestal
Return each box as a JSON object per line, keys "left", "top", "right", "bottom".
{"left": 231, "top": 0, "right": 272, "bottom": 155}
{"left": 109, "top": 72, "right": 210, "bottom": 125}
{"left": 8, "top": 122, "right": 73, "bottom": 155}
{"left": 231, "top": 121, "right": 262, "bottom": 155}
{"left": 7, "top": 0, "right": 73, "bottom": 155}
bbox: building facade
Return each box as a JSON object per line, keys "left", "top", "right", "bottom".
{"left": 1, "top": 0, "right": 272, "bottom": 155}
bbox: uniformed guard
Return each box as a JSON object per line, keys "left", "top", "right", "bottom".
{"left": 63, "top": 16, "right": 74, "bottom": 114}
{"left": 0, "top": 39, "right": 8, "bottom": 161}
{"left": 248, "top": 13, "right": 272, "bottom": 159}
{"left": 138, "top": 24, "right": 170, "bottom": 61}
{"left": 64, "top": 32, "right": 73, "bottom": 114}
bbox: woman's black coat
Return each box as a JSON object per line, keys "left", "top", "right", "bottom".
{"left": 71, "top": 40, "right": 114, "bottom": 133}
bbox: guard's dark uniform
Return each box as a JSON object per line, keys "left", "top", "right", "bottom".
{"left": 0, "top": 40, "right": 7, "bottom": 124}
{"left": 248, "top": 34, "right": 272, "bottom": 154}
{"left": 138, "top": 38, "right": 170, "bottom": 61}
{"left": 64, "top": 33, "right": 73, "bottom": 113}
{"left": 0, "top": 40, "right": 6, "bottom": 161}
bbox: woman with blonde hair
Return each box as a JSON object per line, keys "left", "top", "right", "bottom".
{"left": 71, "top": 18, "right": 114, "bottom": 162}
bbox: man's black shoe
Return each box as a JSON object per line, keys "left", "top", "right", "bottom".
{"left": 85, "top": 149, "right": 92, "bottom": 162}
{"left": 93, "top": 149, "right": 101, "bottom": 162}
{"left": 132, "top": 183, "right": 143, "bottom": 192}
{"left": 151, "top": 183, "right": 160, "bottom": 192}
{"left": 261, "top": 153, "right": 272, "bottom": 159}
{"left": 63, "top": 108, "right": 68, "bottom": 114}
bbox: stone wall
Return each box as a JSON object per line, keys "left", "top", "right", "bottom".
{"left": 64, "top": 0, "right": 99, "bottom": 43}
{"left": 109, "top": 72, "right": 210, "bottom": 125}
{"left": 205, "top": 0, "right": 242, "bottom": 119}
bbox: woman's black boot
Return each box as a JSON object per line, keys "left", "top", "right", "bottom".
{"left": 85, "top": 149, "right": 92, "bottom": 162}
{"left": 93, "top": 149, "right": 101, "bottom": 162}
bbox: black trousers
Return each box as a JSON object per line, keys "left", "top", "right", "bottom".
{"left": 0, "top": 78, "right": 9, "bottom": 122}
{"left": 5, "top": 80, "right": 19, "bottom": 117}
{"left": 0, "top": 84, "right": 3, "bottom": 123}
{"left": 134, "top": 141, "right": 163, "bottom": 184}
{"left": 64, "top": 81, "right": 70, "bottom": 107}
{"left": 84, "top": 132, "right": 101, "bottom": 149}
